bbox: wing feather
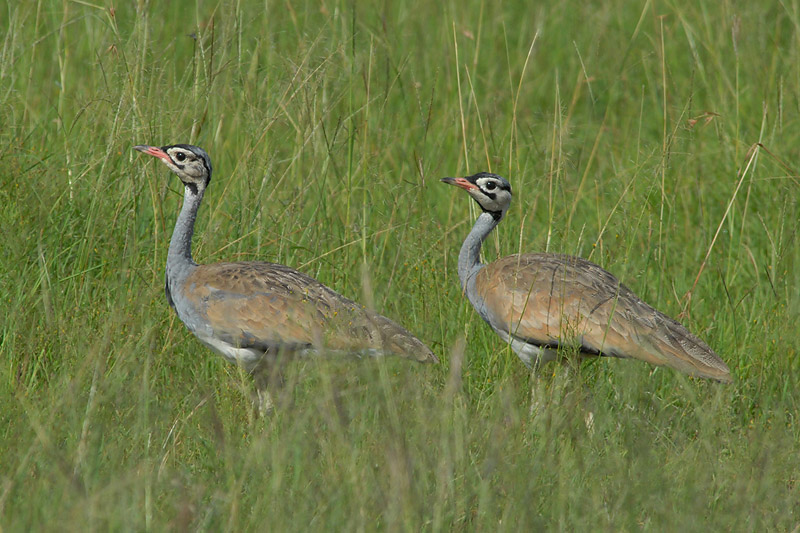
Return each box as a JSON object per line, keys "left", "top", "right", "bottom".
{"left": 475, "top": 253, "right": 730, "bottom": 381}
{"left": 183, "top": 262, "right": 436, "bottom": 362}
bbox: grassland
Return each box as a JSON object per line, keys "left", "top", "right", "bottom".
{"left": 1, "top": 0, "right": 799, "bottom": 530}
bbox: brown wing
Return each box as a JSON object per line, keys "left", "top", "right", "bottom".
{"left": 475, "top": 253, "right": 731, "bottom": 382}
{"left": 183, "top": 262, "right": 436, "bottom": 362}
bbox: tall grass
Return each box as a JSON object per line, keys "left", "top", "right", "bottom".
{"left": 1, "top": 0, "right": 798, "bottom": 529}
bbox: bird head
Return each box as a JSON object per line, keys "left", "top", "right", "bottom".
{"left": 134, "top": 144, "right": 213, "bottom": 193}
{"left": 441, "top": 172, "right": 512, "bottom": 220}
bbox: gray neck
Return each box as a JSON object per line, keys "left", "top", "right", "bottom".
{"left": 458, "top": 211, "right": 500, "bottom": 292}
{"left": 167, "top": 184, "right": 203, "bottom": 278}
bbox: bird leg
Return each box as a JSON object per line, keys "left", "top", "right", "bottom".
{"left": 529, "top": 371, "right": 543, "bottom": 416}
{"left": 253, "top": 381, "right": 275, "bottom": 418}
{"left": 527, "top": 354, "right": 550, "bottom": 416}
{"left": 251, "top": 351, "right": 288, "bottom": 417}
{"left": 528, "top": 347, "right": 579, "bottom": 415}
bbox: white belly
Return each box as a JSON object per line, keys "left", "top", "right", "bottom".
{"left": 195, "top": 331, "right": 264, "bottom": 371}
{"left": 495, "top": 329, "right": 559, "bottom": 369}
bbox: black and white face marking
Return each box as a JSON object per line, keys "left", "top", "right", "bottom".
{"left": 441, "top": 172, "right": 512, "bottom": 218}
{"left": 134, "top": 144, "right": 213, "bottom": 190}
{"left": 161, "top": 144, "right": 212, "bottom": 184}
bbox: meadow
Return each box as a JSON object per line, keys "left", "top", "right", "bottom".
{"left": 1, "top": 0, "right": 799, "bottom": 530}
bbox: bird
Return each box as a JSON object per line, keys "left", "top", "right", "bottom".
{"left": 441, "top": 172, "right": 732, "bottom": 383}
{"left": 134, "top": 143, "right": 437, "bottom": 413}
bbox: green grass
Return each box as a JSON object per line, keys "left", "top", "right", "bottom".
{"left": 2, "top": 0, "right": 799, "bottom": 529}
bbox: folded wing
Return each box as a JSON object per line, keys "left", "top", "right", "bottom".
{"left": 475, "top": 253, "right": 731, "bottom": 382}
{"left": 183, "top": 262, "right": 437, "bottom": 363}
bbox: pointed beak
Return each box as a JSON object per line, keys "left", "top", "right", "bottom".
{"left": 133, "top": 145, "right": 171, "bottom": 164}
{"left": 440, "top": 176, "right": 477, "bottom": 191}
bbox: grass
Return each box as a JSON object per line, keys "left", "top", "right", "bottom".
{"left": 1, "top": 0, "right": 799, "bottom": 529}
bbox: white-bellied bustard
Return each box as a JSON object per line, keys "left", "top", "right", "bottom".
{"left": 135, "top": 144, "right": 437, "bottom": 414}
{"left": 442, "top": 172, "right": 731, "bottom": 383}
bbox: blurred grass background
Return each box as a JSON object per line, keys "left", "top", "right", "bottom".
{"left": 1, "top": 0, "right": 799, "bottom": 529}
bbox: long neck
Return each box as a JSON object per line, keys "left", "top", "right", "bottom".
{"left": 168, "top": 184, "right": 204, "bottom": 270}
{"left": 458, "top": 211, "right": 500, "bottom": 290}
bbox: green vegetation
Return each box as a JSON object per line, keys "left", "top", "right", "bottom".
{"left": 1, "top": 0, "right": 798, "bottom": 529}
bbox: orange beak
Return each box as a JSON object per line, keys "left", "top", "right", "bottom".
{"left": 440, "top": 177, "right": 477, "bottom": 191}
{"left": 134, "top": 145, "right": 172, "bottom": 164}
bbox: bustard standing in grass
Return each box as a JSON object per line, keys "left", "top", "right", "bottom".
{"left": 441, "top": 172, "right": 732, "bottom": 383}
{"left": 134, "top": 144, "right": 437, "bottom": 413}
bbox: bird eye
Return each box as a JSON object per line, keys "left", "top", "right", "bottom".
{"left": 485, "top": 181, "right": 497, "bottom": 191}
{"left": 175, "top": 152, "right": 186, "bottom": 162}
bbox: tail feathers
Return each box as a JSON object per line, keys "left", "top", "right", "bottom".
{"left": 369, "top": 312, "right": 439, "bottom": 363}
{"left": 637, "top": 318, "right": 732, "bottom": 383}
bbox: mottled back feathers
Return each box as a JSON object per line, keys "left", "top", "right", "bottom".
{"left": 183, "top": 261, "right": 437, "bottom": 363}
{"left": 475, "top": 253, "right": 731, "bottom": 382}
